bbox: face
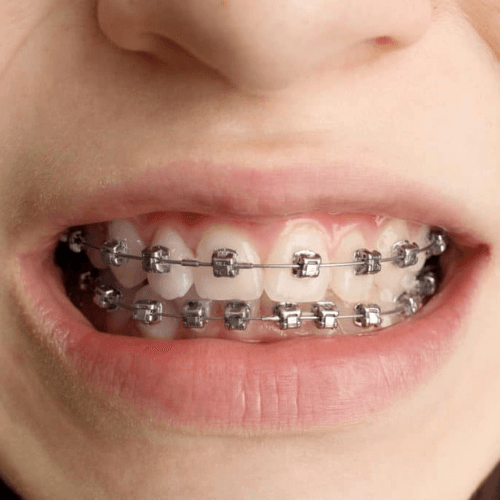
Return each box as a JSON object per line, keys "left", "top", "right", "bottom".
{"left": 1, "top": 0, "right": 499, "bottom": 498}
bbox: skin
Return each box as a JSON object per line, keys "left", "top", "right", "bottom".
{"left": 1, "top": 0, "right": 500, "bottom": 498}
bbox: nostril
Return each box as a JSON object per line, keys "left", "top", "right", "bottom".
{"left": 373, "top": 36, "right": 397, "bottom": 48}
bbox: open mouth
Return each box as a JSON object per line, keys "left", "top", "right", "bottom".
{"left": 57, "top": 215, "right": 447, "bottom": 342}
{"left": 13, "top": 163, "right": 489, "bottom": 432}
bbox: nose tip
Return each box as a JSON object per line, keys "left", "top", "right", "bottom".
{"left": 97, "top": 0, "right": 433, "bottom": 93}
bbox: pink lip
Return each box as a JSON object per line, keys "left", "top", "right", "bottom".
{"left": 14, "top": 161, "right": 488, "bottom": 431}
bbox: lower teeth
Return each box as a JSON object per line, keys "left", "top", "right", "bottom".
{"left": 56, "top": 227, "right": 446, "bottom": 343}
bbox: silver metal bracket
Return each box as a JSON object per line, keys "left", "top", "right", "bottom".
{"left": 224, "top": 302, "right": 251, "bottom": 330}
{"left": 101, "top": 240, "right": 129, "bottom": 266}
{"left": 292, "top": 250, "right": 322, "bottom": 278}
{"left": 392, "top": 241, "right": 419, "bottom": 268}
{"left": 68, "top": 230, "right": 85, "bottom": 253}
{"left": 133, "top": 300, "right": 164, "bottom": 325}
{"left": 142, "top": 246, "right": 171, "bottom": 273}
{"left": 428, "top": 228, "right": 447, "bottom": 256}
{"left": 93, "top": 284, "right": 122, "bottom": 310}
{"left": 354, "top": 249, "right": 382, "bottom": 275}
{"left": 396, "top": 292, "right": 423, "bottom": 317}
{"left": 274, "top": 303, "right": 302, "bottom": 330}
{"left": 212, "top": 249, "right": 240, "bottom": 277}
{"left": 182, "top": 301, "right": 210, "bottom": 329}
{"left": 78, "top": 270, "right": 98, "bottom": 291}
{"left": 312, "top": 301, "right": 339, "bottom": 329}
{"left": 416, "top": 270, "right": 437, "bottom": 297}
{"left": 354, "top": 303, "right": 382, "bottom": 327}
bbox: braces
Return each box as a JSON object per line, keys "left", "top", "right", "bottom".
{"left": 64, "top": 227, "right": 447, "bottom": 278}
{"left": 78, "top": 266, "right": 439, "bottom": 332}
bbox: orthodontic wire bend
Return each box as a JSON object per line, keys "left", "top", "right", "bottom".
{"left": 66, "top": 227, "right": 447, "bottom": 277}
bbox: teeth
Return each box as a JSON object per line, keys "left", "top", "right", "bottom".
{"left": 147, "top": 228, "right": 195, "bottom": 300}
{"left": 372, "top": 219, "right": 412, "bottom": 303}
{"left": 133, "top": 285, "right": 180, "bottom": 339}
{"left": 264, "top": 222, "right": 329, "bottom": 302}
{"left": 329, "top": 229, "right": 375, "bottom": 303}
{"left": 99, "top": 270, "right": 142, "bottom": 331}
{"left": 411, "top": 224, "right": 431, "bottom": 273}
{"left": 108, "top": 220, "right": 147, "bottom": 288}
{"left": 194, "top": 226, "right": 263, "bottom": 300}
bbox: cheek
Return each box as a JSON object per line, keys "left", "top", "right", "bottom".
{"left": 459, "top": 0, "right": 500, "bottom": 57}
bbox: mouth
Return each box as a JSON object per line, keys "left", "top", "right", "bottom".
{"left": 12, "top": 161, "right": 489, "bottom": 432}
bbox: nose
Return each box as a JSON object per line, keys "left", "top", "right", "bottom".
{"left": 97, "top": 0, "right": 432, "bottom": 93}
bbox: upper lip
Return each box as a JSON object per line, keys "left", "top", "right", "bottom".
{"left": 23, "top": 159, "right": 485, "bottom": 255}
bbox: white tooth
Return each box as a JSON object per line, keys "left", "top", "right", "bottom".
{"left": 194, "top": 226, "right": 263, "bottom": 301}
{"left": 133, "top": 285, "right": 180, "bottom": 340}
{"left": 264, "top": 222, "right": 329, "bottom": 303}
{"left": 329, "top": 229, "right": 375, "bottom": 303}
{"left": 372, "top": 219, "right": 411, "bottom": 293}
{"left": 108, "top": 220, "right": 147, "bottom": 288}
{"left": 86, "top": 223, "right": 108, "bottom": 269}
{"left": 147, "top": 228, "right": 194, "bottom": 300}
{"left": 411, "top": 224, "right": 431, "bottom": 273}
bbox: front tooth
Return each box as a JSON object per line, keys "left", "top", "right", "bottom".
{"left": 108, "top": 220, "right": 147, "bottom": 288}
{"left": 194, "top": 226, "right": 263, "bottom": 301}
{"left": 133, "top": 285, "right": 180, "bottom": 339}
{"left": 329, "top": 229, "right": 375, "bottom": 303}
{"left": 147, "top": 228, "right": 195, "bottom": 300}
{"left": 264, "top": 222, "right": 329, "bottom": 303}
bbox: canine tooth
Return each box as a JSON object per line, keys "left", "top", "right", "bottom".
{"left": 108, "top": 220, "right": 147, "bottom": 288}
{"left": 329, "top": 229, "right": 374, "bottom": 303}
{"left": 133, "top": 286, "right": 180, "bottom": 339}
{"left": 372, "top": 219, "right": 411, "bottom": 293}
{"left": 194, "top": 226, "right": 263, "bottom": 301}
{"left": 147, "top": 228, "right": 195, "bottom": 300}
{"left": 264, "top": 222, "right": 329, "bottom": 302}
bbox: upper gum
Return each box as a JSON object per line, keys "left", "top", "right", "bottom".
{"left": 122, "top": 212, "right": 425, "bottom": 261}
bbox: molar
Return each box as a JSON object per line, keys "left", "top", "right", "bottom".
{"left": 263, "top": 222, "right": 329, "bottom": 302}
{"left": 147, "top": 228, "right": 195, "bottom": 300}
{"left": 108, "top": 220, "right": 147, "bottom": 288}
{"left": 194, "top": 226, "right": 263, "bottom": 301}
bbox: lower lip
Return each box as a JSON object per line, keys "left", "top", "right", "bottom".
{"left": 17, "top": 245, "right": 484, "bottom": 431}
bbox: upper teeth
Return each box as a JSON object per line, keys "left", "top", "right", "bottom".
{"left": 71, "top": 218, "right": 446, "bottom": 311}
